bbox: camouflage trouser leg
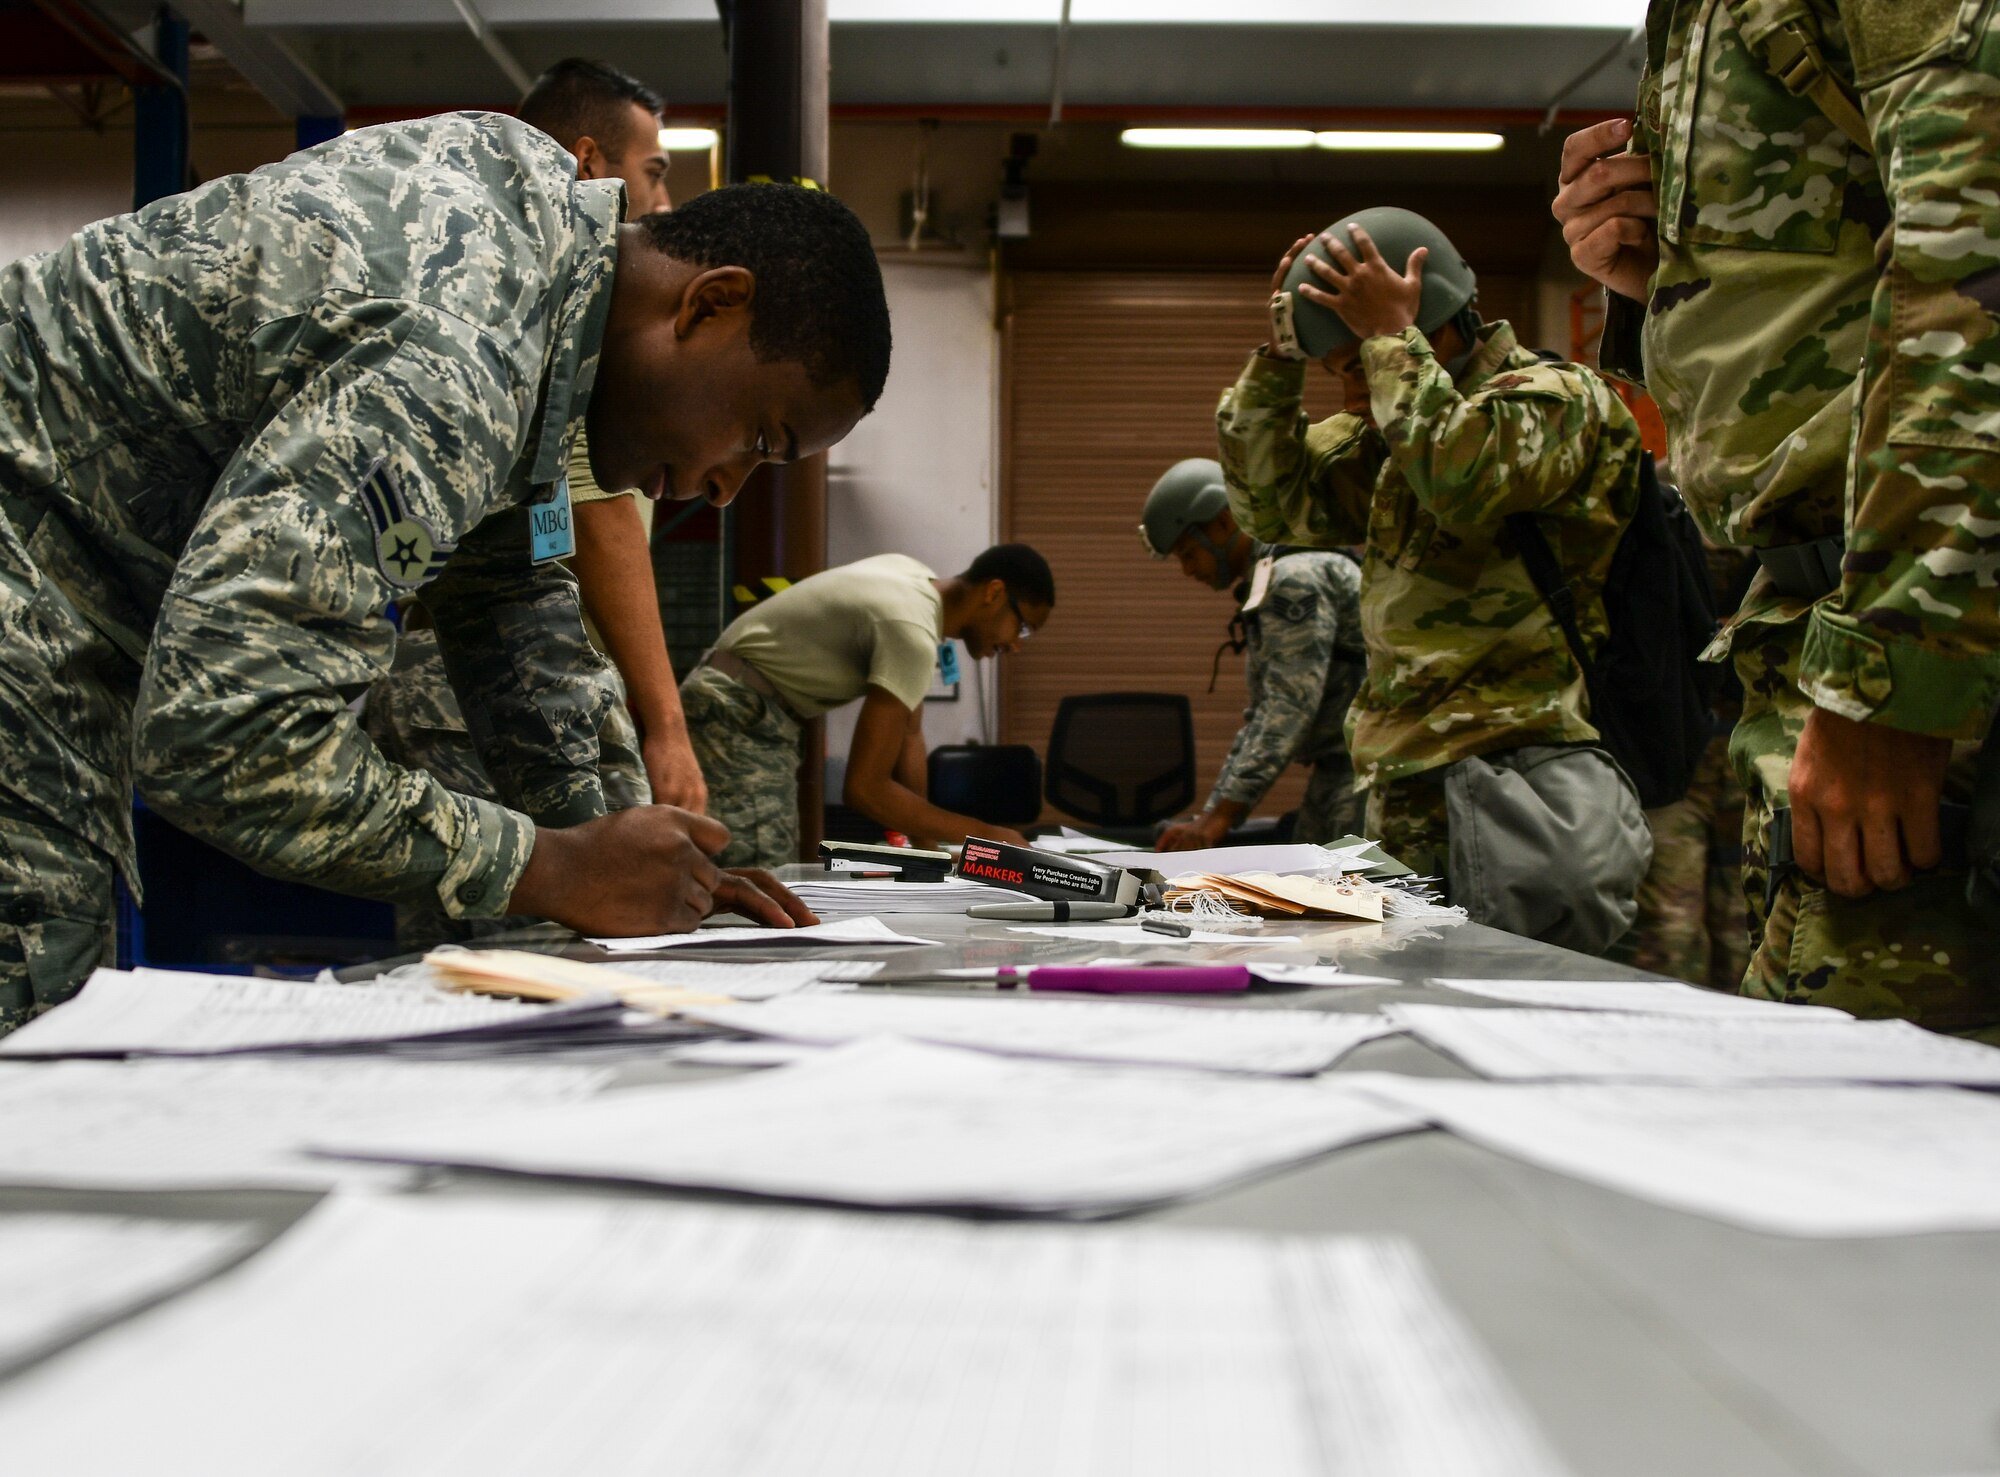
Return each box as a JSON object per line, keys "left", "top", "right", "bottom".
{"left": 681, "top": 665, "right": 801, "bottom": 870}
{"left": 596, "top": 696, "right": 650, "bottom": 813}
{"left": 1610, "top": 735, "right": 1751, "bottom": 990}
{"left": 0, "top": 785, "right": 116, "bottom": 1036}
{"left": 1366, "top": 770, "right": 1452, "bottom": 886}
{"left": 1293, "top": 762, "right": 1364, "bottom": 846}
{"left": 1732, "top": 616, "right": 2000, "bottom": 1037}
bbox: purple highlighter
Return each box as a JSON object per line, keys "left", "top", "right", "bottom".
{"left": 1010, "top": 965, "right": 1251, "bottom": 995}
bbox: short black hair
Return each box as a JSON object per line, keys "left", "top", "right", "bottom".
{"left": 518, "top": 58, "right": 663, "bottom": 155}
{"left": 962, "top": 544, "right": 1055, "bottom": 609}
{"left": 642, "top": 184, "right": 891, "bottom": 412}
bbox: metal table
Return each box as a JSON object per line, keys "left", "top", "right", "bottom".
{"left": 3, "top": 900, "right": 1995, "bottom": 1477}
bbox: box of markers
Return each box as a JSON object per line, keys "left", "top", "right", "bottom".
{"left": 957, "top": 836, "right": 1143, "bottom": 905}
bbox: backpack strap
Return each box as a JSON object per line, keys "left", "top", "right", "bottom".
{"left": 1722, "top": 0, "right": 1873, "bottom": 156}
{"left": 1504, "top": 511, "right": 1599, "bottom": 689}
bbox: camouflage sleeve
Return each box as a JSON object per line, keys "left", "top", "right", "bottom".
{"left": 1208, "top": 569, "right": 1342, "bottom": 812}
{"left": 1799, "top": 9, "right": 2000, "bottom": 739}
{"left": 131, "top": 302, "right": 542, "bottom": 921}
{"left": 1363, "top": 328, "right": 1613, "bottom": 522}
{"left": 427, "top": 510, "right": 609, "bottom": 828}
{"left": 1215, "top": 351, "right": 1382, "bottom": 547}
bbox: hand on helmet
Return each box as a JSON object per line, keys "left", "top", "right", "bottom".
{"left": 1297, "top": 225, "right": 1427, "bottom": 344}
{"left": 1263, "top": 234, "right": 1314, "bottom": 361}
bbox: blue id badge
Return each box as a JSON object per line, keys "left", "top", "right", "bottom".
{"left": 937, "top": 640, "right": 962, "bottom": 686}
{"left": 529, "top": 478, "right": 575, "bottom": 564}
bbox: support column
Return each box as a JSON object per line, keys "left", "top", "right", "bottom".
{"left": 131, "top": 6, "right": 188, "bottom": 210}
{"left": 721, "top": 0, "right": 831, "bottom": 859}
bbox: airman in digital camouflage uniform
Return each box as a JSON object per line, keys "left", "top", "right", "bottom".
{"left": 0, "top": 112, "right": 891, "bottom": 1031}
{"left": 1556, "top": 0, "right": 2000, "bottom": 1032}
{"left": 1218, "top": 208, "right": 1649, "bottom": 948}
{"left": 1137, "top": 459, "right": 1366, "bottom": 850}
{"left": 364, "top": 59, "right": 713, "bottom": 868}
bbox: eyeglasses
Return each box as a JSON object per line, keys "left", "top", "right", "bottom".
{"left": 1006, "top": 591, "right": 1036, "bottom": 641}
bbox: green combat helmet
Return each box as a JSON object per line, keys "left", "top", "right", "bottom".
{"left": 1139, "top": 458, "right": 1243, "bottom": 590}
{"left": 1272, "top": 206, "right": 1477, "bottom": 360}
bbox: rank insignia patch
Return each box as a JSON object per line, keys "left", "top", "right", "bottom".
{"left": 360, "top": 459, "right": 454, "bottom": 589}
{"left": 1271, "top": 590, "right": 1318, "bottom": 623}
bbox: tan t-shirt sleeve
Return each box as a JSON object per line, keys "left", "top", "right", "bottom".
{"left": 564, "top": 431, "right": 652, "bottom": 537}
{"left": 868, "top": 619, "right": 939, "bottom": 712}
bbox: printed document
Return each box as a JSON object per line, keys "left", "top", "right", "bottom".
{"left": 0, "top": 968, "right": 609, "bottom": 1058}
{"left": 590, "top": 916, "right": 933, "bottom": 952}
{"left": 680, "top": 990, "right": 1396, "bottom": 1075}
{"left": 602, "top": 959, "right": 868, "bottom": 999}
{"left": 0, "top": 1058, "right": 609, "bottom": 1191}
{"left": 0, "top": 1194, "right": 1566, "bottom": 1477}
{"left": 1386, "top": 1004, "right": 2000, "bottom": 1084}
{"left": 315, "top": 1038, "right": 1424, "bottom": 1215}
{"left": 1354, "top": 1075, "right": 2000, "bottom": 1237}
{"left": 1013, "top": 923, "right": 1305, "bottom": 946}
{"left": 0, "top": 1215, "right": 258, "bottom": 1370}
{"left": 1433, "top": 978, "right": 1849, "bottom": 1018}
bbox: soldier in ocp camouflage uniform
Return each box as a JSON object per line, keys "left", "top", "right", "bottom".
{"left": 0, "top": 112, "right": 890, "bottom": 1031}
{"left": 1137, "top": 459, "right": 1366, "bottom": 849}
{"left": 1557, "top": 0, "right": 2000, "bottom": 1032}
{"left": 1218, "top": 209, "right": 1649, "bottom": 946}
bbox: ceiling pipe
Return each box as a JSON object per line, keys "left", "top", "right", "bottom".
{"left": 446, "top": 0, "right": 532, "bottom": 95}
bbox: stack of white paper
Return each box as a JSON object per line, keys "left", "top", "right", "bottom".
{"left": 0, "top": 1058, "right": 610, "bottom": 1190}
{"left": 601, "top": 958, "right": 870, "bottom": 1000}
{"left": 784, "top": 878, "right": 1035, "bottom": 915}
{"left": 1432, "top": 977, "right": 1850, "bottom": 1018}
{"left": 315, "top": 1038, "right": 1424, "bottom": 1215}
{"left": 591, "top": 916, "right": 934, "bottom": 953}
{"left": 1354, "top": 1075, "right": 2000, "bottom": 1237}
{"left": 0, "top": 1195, "right": 1565, "bottom": 1477}
{"left": 0, "top": 968, "right": 621, "bottom": 1059}
{"left": 680, "top": 990, "right": 1397, "bottom": 1075}
{"left": 0, "top": 1215, "right": 259, "bottom": 1371}
{"left": 1386, "top": 1004, "right": 2000, "bottom": 1084}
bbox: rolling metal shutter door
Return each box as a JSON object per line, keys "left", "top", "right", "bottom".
{"left": 998, "top": 270, "right": 1341, "bottom": 826}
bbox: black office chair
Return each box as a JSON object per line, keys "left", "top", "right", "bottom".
{"left": 928, "top": 744, "right": 1043, "bottom": 828}
{"left": 1044, "top": 693, "right": 1196, "bottom": 838}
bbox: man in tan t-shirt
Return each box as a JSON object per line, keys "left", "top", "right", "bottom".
{"left": 684, "top": 544, "right": 1056, "bottom": 866}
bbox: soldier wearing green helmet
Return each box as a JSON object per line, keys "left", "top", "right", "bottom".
{"left": 1217, "top": 207, "right": 1652, "bottom": 953}
{"left": 1138, "top": 459, "right": 1365, "bottom": 850}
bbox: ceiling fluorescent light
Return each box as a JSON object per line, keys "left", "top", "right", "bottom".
{"left": 659, "top": 127, "right": 720, "bottom": 151}
{"left": 1120, "top": 128, "right": 1316, "bottom": 150}
{"left": 1315, "top": 131, "right": 1505, "bottom": 152}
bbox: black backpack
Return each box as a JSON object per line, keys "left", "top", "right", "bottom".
{"left": 1506, "top": 453, "right": 1721, "bottom": 809}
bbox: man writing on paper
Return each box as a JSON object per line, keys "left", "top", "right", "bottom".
{"left": 1218, "top": 208, "right": 1649, "bottom": 953}
{"left": 683, "top": 545, "right": 1055, "bottom": 866}
{"left": 363, "top": 61, "right": 709, "bottom": 946}
{"left": 0, "top": 114, "right": 891, "bottom": 1031}
{"left": 1137, "top": 458, "right": 1366, "bottom": 850}
{"left": 1552, "top": 2, "right": 2000, "bottom": 1030}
